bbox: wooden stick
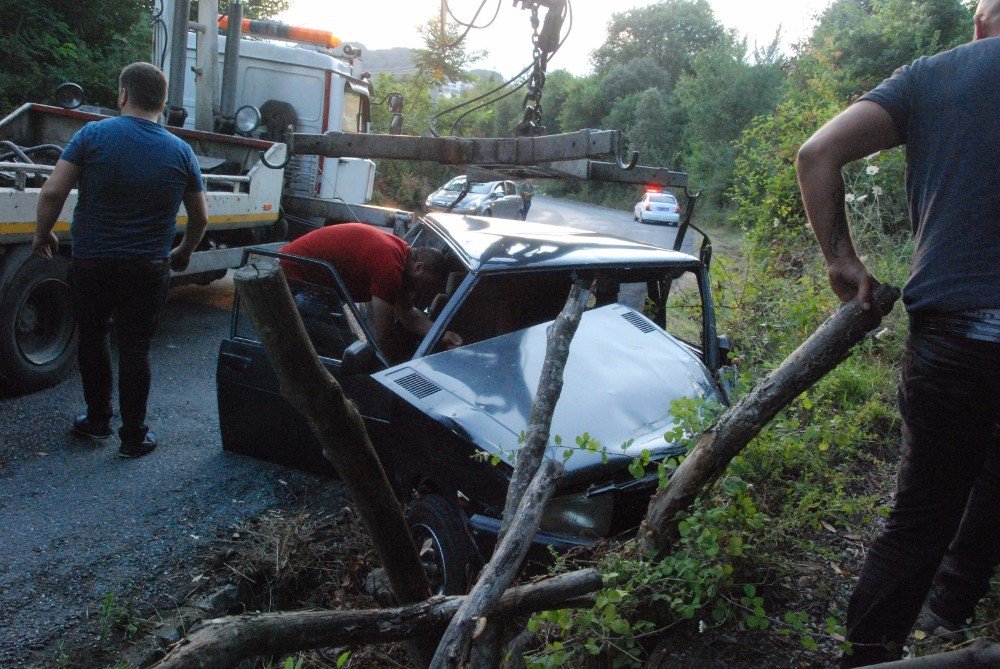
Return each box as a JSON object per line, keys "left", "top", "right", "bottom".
{"left": 233, "top": 263, "right": 433, "bottom": 661}
{"left": 431, "top": 458, "right": 564, "bottom": 668}
{"left": 639, "top": 284, "right": 900, "bottom": 554}
{"left": 151, "top": 569, "right": 602, "bottom": 669}
{"left": 857, "top": 640, "right": 1000, "bottom": 668}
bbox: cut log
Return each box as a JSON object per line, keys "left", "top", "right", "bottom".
{"left": 431, "top": 458, "right": 564, "bottom": 668}
{"left": 858, "top": 640, "right": 1000, "bottom": 668}
{"left": 232, "top": 263, "right": 432, "bottom": 661}
{"left": 639, "top": 284, "right": 900, "bottom": 554}
{"left": 150, "top": 569, "right": 602, "bottom": 669}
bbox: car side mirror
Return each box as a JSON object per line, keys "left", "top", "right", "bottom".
{"left": 341, "top": 340, "right": 377, "bottom": 376}
{"left": 717, "top": 334, "right": 733, "bottom": 364}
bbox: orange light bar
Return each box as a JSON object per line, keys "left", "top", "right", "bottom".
{"left": 218, "top": 16, "right": 342, "bottom": 48}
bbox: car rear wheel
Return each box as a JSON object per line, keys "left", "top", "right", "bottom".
{"left": 406, "top": 494, "right": 478, "bottom": 596}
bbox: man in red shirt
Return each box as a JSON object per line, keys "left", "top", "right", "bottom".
{"left": 280, "top": 223, "right": 461, "bottom": 354}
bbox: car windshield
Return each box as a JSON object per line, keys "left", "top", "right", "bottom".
{"left": 443, "top": 178, "right": 467, "bottom": 191}
{"left": 468, "top": 182, "right": 493, "bottom": 194}
{"left": 442, "top": 178, "right": 492, "bottom": 195}
{"left": 649, "top": 195, "right": 675, "bottom": 203}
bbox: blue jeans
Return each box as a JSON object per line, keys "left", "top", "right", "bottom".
{"left": 69, "top": 257, "right": 170, "bottom": 443}
{"left": 843, "top": 328, "right": 1000, "bottom": 666}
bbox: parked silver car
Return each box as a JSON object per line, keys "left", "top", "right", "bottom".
{"left": 425, "top": 175, "right": 524, "bottom": 219}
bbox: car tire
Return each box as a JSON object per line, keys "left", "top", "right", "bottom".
{"left": 0, "top": 247, "right": 77, "bottom": 393}
{"left": 638, "top": 213, "right": 644, "bottom": 224}
{"left": 483, "top": 209, "right": 492, "bottom": 217}
{"left": 633, "top": 213, "right": 638, "bottom": 221}
{"left": 406, "top": 494, "right": 478, "bottom": 596}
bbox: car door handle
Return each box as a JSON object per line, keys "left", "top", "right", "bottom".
{"left": 220, "top": 352, "right": 252, "bottom": 372}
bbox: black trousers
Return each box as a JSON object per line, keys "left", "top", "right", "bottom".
{"left": 843, "top": 329, "right": 1000, "bottom": 666}
{"left": 69, "top": 257, "right": 171, "bottom": 442}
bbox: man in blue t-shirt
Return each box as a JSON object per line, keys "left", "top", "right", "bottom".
{"left": 33, "top": 62, "right": 209, "bottom": 458}
{"left": 796, "top": 2, "right": 1000, "bottom": 665}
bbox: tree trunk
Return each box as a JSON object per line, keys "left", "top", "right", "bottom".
{"left": 150, "top": 570, "right": 602, "bottom": 669}
{"left": 432, "top": 458, "right": 564, "bottom": 668}
{"left": 640, "top": 284, "right": 901, "bottom": 554}
{"left": 233, "top": 263, "right": 433, "bottom": 661}
{"left": 858, "top": 640, "right": 1000, "bottom": 668}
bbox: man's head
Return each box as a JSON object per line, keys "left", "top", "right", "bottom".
{"left": 406, "top": 246, "right": 449, "bottom": 301}
{"left": 975, "top": 0, "right": 1000, "bottom": 40}
{"left": 118, "top": 62, "right": 168, "bottom": 114}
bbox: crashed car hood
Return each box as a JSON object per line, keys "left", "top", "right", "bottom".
{"left": 373, "top": 304, "right": 721, "bottom": 487}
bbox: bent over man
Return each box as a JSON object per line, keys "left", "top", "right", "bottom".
{"left": 33, "top": 62, "right": 209, "bottom": 458}
{"left": 796, "top": 2, "right": 1000, "bottom": 665}
{"left": 280, "top": 223, "right": 461, "bottom": 358}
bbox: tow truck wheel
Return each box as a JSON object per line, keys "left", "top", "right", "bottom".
{"left": 0, "top": 248, "right": 77, "bottom": 393}
{"left": 405, "top": 494, "right": 478, "bottom": 596}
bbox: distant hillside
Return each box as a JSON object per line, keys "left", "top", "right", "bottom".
{"left": 359, "top": 47, "right": 503, "bottom": 82}
{"left": 360, "top": 47, "right": 417, "bottom": 77}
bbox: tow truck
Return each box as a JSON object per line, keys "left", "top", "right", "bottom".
{"left": 0, "top": 0, "right": 383, "bottom": 392}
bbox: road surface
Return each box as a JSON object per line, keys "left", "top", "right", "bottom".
{"left": 0, "top": 195, "right": 692, "bottom": 665}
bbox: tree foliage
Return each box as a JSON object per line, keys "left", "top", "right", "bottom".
{"left": 591, "top": 0, "right": 726, "bottom": 87}
{"left": 0, "top": 0, "right": 150, "bottom": 111}
{"left": 412, "top": 17, "right": 485, "bottom": 85}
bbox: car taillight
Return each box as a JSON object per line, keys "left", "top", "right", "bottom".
{"left": 646, "top": 203, "right": 652, "bottom": 211}
{"left": 675, "top": 204, "right": 681, "bottom": 213}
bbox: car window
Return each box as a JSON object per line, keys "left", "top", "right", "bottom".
{"left": 649, "top": 195, "right": 676, "bottom": 204}
{"left": 504, "top": 182, "right": 517, "bottom": 195}
{"left": 443, "top": 177, "right": 467, "bottom": 191}
{"left": 234, "top": 257, "right": 366, "bottom": 362}
{"left": 436, "top": 267, "right": 705, "bottom": 351}
{"left": 493, "top": 184, "right": 505, "bottom": 195}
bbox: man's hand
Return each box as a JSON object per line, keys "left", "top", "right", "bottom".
{"left": 169, "top": 246, "right": 192, "bottom": 272}
{"left": 441, "top": 331, "right": 463, "bottom": 349}
{"left": 32, "top": 231, "right": 58, "bottom": 260}
{"left": 827, "top": 256, "right": 878, "bottom": 310}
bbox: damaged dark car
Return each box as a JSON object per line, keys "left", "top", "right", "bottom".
{"left": 217, "top": 215, "right": 731, "bottom": 594}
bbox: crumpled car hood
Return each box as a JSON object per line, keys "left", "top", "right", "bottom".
{"left": 373, "top": 304, "right": 721, "bottom": 487}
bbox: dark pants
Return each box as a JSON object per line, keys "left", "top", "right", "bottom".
{"left": 69, "top": 257, "right": 171, "bottom": 443}
{"left": 843, "top": 329, "right": 1000, "bottom": 666}
{"left": 520, "top": 197, "right": 531, "bottom": 220}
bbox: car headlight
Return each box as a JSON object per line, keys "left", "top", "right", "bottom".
{"left": 539, "top": 491, "right": 613, "bottom": 539}
{"left": 456, "top": 197, "right": 483, "bottom": 211}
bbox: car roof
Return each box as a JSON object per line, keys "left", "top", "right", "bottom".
{"left": 420, "top": 213, "right": 700, "bottom": 272}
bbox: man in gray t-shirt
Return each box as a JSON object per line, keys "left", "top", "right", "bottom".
{"left": 796, "top": 2, "right": 1000, "bottom": 665}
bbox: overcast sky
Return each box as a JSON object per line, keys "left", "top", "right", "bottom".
{"left": 278, "top": 0, "right": 834, "bottom": 77}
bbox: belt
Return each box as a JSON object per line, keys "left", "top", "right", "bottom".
{"left": 911, "top": 310, "right": 1000, "bottom": 344}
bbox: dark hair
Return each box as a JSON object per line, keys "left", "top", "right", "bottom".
{"left": 409, "top": 246, "right": 448, "bottom": 281}
{"left": 119, "top": 62, "right": 168, "bottom": 112}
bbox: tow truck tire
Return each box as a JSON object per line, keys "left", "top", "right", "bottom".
{"left": 405, "top": 494, "right": 478, "bottom": 596}
{"left": 0, "top": 247, "right": 77, "bottom": 393}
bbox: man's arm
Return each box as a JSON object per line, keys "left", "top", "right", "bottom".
{"left": 169, "top": 190, "right": 209, "bottom": 271}
{"left": 371, "top": 296, "right": 462, "bottom": 351}
{"left": 33, "top": 159, "right": 80, "bottom": 260}
{"left": 796, "top": 100, "right": 900, "bottom": 309}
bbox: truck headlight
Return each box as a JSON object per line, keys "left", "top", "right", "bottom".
{"left": 235, "top": 105, "right": 262, "bottom": 136}
{"left": 539, "top": 491, "right": 613, "bottom": 539}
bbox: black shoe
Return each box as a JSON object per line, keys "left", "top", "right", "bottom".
{"left": 118, "top": 432, "right": 157, "bottom": 459}
{"left": 72, "top": 415, "right": 112, "bottom": 440}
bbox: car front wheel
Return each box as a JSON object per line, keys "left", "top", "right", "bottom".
{"left": 405, "top": 494, "right": 478, "bottom": 596}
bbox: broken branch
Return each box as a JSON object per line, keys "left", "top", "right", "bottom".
{"left": 640, "top": 284, "right": 901, "bottom": 554}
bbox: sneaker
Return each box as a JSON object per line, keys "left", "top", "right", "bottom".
{"left": 72, "top": 414, "right": 112, "bottom": 440}
{"left": 118, "top": 432, "right": 157, "bottom": 459}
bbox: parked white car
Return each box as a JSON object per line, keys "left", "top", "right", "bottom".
{"left": 634, "top": 190, "right": 681, "bottom": 226}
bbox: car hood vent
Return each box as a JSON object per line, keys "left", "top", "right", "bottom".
{"left": 621, "top": 311, "right": 656, "bottom": 333}
{"left": 394, "top": 372, "right": 441, "bottom": 399}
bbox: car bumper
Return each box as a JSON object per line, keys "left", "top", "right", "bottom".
{"left": 640, "top": 211, "right": 681, "bottom": 224}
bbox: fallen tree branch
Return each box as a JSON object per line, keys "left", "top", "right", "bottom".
{"left": 233, "top": 263, "right": 432, "bottom": 661}
{"left": 640, "top": 284, "right": 901, "bottom": 554}
{"left": 150, "top": 570, "right": 602, "bottom": 669}
{"left": 432, "top": 458, "right": 564, "bottom": 668}
{"left": 498, "top": 280, "right": 591, "bottom": 542}
{"left": 858, "top": 640, "right": 1000, "bottom": 668}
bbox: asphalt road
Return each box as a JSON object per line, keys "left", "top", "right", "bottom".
{"left": 0, "top": 195, "right": 688, "bottom": 665}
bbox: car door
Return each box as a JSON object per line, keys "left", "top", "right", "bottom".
{"left": 501, "top": 181, "right": 522, "bottom": 218}
{"left": 216, "top": 252, "right": 394, "bottom": 476}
